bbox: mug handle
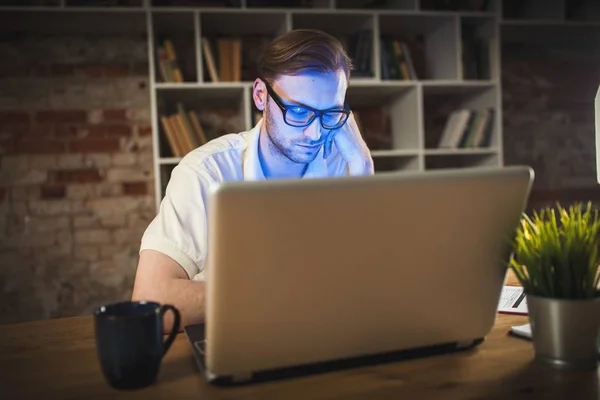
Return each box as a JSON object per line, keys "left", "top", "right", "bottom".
{"left": 159, "top": 304, "right": 181, "bottom": 357}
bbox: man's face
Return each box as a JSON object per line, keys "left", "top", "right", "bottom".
{"left": 260, "top": 70, "right": 348, "bottom": 165}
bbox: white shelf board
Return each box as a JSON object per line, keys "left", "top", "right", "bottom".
{"left": 424, "top": 148, "right": 498, "bottom": 156}
{"left": 371, "top": 149, "right": 419, "bottom": 157}
{"left": 154, "top": 82, "right": 251, "bottom": 90}
{"left": 501, "top": 19, "right": 600, "bottom": 27}
{"left": 159, "top": 157, "right": 183, "bottom": 165}
{"left": 0, "top": 6, "right": 144, "bottom": 12}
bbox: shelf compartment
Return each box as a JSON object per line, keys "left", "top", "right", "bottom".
{"left": 152, "top": 11, "right": 198, "bottom": 83}
{"left": 155, "top": 86, "right": 246, "bottom": 157}
{"left": 422, "top": 85, "right": 498, "bottom": 151}
{"left": 424, "top": 152, "right": 498, "bottom": 170}
{"left": 0, "top": 10, "right": 146, "bottom": 34}
{"left": 0, "top": 0, "right": 59, "bottom": 6}
{"left": 378, "top": 13, "right": 460, "bottom": 80}
{"left": 460, "top": 16, "right": 497, "bottom": 81}
{"left": 246, "top": 0, "right": 332, "bottom": 8}
{"left": 199, "top": 11, "right": 287, "bottom": 83}
{"left": 347, "top": 83, "right": 420, "bottom": 151}
{"left": 336, "top": 0, "right": 417, "bottom": 10}
{"left": 503, "top": 0, "right": 565, "bottom": 21}
{"left": 373, "top": 154, "right": 420, "bottom": 173}
{"left": 420, "top": 0, "right": 494, "bottom": 12}
{"left": 65, "top": 0, "right": 143, "bottom": 6}
{"left": 151, "top": 0, "right": 242, "bottom": 8}
{"left": 291, "top": 12, "right": 375, "bottom": 78}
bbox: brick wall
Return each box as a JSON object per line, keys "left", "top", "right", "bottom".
{"left": 1, "top": 26, "right": 598, "bottom": 325}
{"left": 0, "top": 34, "right": 154, "bottom": 323}
{"left": 501, "top": 40, "right": 600, "bottom": 198}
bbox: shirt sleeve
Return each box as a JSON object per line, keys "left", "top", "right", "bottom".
{"left": 139, "top": 161, "right": 217, "bottom": 281}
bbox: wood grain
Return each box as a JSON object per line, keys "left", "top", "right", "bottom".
{"left": 0, "top": 272, "right": 597, "bottom": 399}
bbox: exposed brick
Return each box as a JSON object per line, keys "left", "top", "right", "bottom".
{"left": 74, "top": 245, "right": 101, "bottom": 262}
{"left": 103, "top": 109, "right": 127, "bottom": 121}
{"left": 106, "top": 167, "right": 151, "bottom": 183}
{"left": 49, "top": 168, "right": 102, "bottom": 184}
{"left": 75, "top": 229, "right": 111, "bottom": 245}
{"left": 104, "top": 65, "right": 130, "bottom": 78}
{"left": 55, "top": 125, "right": 79, "bottom": 138}
{"left": 112, "top": 153, "right": 136, "bottom": 167}
{"left": 41, "top": 184, "right": 66, "bottom": 200}
{"left": 100, "top": 214, "right": 127, "bottom": 228}
{"left": 74, "top": 215, "right": 98, "bottom": 229}
{"left": 105, "top": 124, "right": 131, "bottom": 137}
{"left": 29, "top": 155, "right": 57, "bottom": 170}
{"left": 35, "top": 110, "right": 87, "bottom": 124}
{"left": 0, "top": 137, "right": 15, "bottom": 154}
{"left": 50, "top": 64, "right": 75, "bottom": 76}
{"left": 138, "top": 125, "right": 152, "bottom": 137}
{"left": 85, "top": 154, "right": 112, "bottom": 168}
{"left": 79, "top": 65, "right": 105, "bottom": 78}
{"left": 1, "top": 155, "right": 29, "bottom": 171}
{"left": 29, "top": 200, "right": 71, "bottom": 217}
{"left": 28, "top": 125, "right": 53, "bottom": 137}
{"left": 123, "top": 182, "right": 147, "bottom": 196}
{"left": 133, "top": 62, "right": 149, "bottom": 75}
{"left": 16, "top": 139, "right": 66, "bottom": 154}
{"left": 0, "top": 111, "right": 30, "bottom": 124}
{"left": 29, "top": 216, "right": 70, "bottom": 233}
{"left": 69, "top": 138, "right": 120, "bottom": 153}
{"left": 56, "top": 154, "right": 85, "bottom": 169}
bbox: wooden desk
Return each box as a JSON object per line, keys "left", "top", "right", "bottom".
{"left": 1, "top": 277, "right": 598, "bottom": 399}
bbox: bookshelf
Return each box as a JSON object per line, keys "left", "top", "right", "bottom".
{"left": 147, "top": 1, "right": 502, "bottom": 209}
{"left": 2, "top": 1, "right": 598, "bottom": 211}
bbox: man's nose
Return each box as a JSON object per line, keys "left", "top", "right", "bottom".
{"left": 303, "top": 117, "right": 322, "bottom": 142}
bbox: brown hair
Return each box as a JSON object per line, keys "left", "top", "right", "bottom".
{"left": 258, "top": 29, "right": 353, "bottom": 84}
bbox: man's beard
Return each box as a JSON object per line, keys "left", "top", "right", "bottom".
{"left": 264, "top": 107, "right": 319, "bottom": 165}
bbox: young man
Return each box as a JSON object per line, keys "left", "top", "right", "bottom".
{"left": 132, "top": 29, "right": 374, "bottom": 330}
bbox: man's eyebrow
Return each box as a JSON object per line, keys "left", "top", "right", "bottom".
{"left": 281, "top": 97, "right": 345, "bottom": 110}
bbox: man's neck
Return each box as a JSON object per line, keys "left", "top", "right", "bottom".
{"left": 258, "top": 129, "right": 307, "bottom": 179}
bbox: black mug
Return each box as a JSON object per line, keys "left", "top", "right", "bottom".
{"left": 93, "top": 301, "right": 181, "bottom": 390}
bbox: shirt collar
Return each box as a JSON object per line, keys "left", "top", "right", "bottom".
{"left": 242, "top": 119, "right": 329, "bottom": 181}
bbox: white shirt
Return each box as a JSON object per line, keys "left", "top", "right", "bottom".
{"left": 139, "top": 119, "right": 351, "bottom": 281}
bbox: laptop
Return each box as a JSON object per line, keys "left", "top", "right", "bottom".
{"left": 185, "top": 165, "right": 534, "bottom": 386}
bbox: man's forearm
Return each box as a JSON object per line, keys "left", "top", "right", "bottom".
{"left": 156, "top": 278, "right": 206, "bottom": 333}
{"left": 132, "top": 250, "right": 207, "bottom": 333}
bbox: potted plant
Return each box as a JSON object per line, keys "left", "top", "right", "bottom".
{"left": 509, "top": 201, "right": 600, "bottom": 370}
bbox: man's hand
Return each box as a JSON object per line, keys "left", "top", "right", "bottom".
{"left": 323, "top": 112, "right": 374, "bottom": 175}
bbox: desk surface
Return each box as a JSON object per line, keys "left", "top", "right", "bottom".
{"left": 1, "top": 281, "right": 598, "bottom": 399}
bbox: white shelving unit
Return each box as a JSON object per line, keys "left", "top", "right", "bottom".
{"left": 2, "top": 0, "right": 599, "bottom": 211}
{"left": 145, "top": 1, "right": 504, "bottom": 210}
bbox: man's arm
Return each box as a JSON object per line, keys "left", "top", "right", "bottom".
{"left": 131, "top": 249, "right": 205, "bottom": 333}
{"left": 324, "top": 112, "right": 374, "bottom": 176}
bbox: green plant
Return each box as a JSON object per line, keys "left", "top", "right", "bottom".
{"left": 509, "top": 201, "right": 600, "bottom": 299}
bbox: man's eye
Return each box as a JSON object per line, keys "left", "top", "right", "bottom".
{"left": 289, "top": 107, "right": 309, "bottom": 115}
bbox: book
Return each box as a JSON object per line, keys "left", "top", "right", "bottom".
{"left": 497, "top": 285, "right": 528, "bottom": 315}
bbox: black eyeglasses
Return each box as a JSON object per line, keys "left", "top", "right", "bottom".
{"left": 263, "top": 79, "right": 351, "bottom": 130}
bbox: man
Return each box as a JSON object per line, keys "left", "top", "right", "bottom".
{"left": 132, "top": 29, "right": 374, "bottom": 330}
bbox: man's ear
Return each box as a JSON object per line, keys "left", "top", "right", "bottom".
{"left": 253, "top": 78, "right": 267, "bottom": 111}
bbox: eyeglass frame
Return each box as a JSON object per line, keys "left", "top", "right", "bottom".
{"left": 261, "top": 78, "right": 351, "bottom": 130}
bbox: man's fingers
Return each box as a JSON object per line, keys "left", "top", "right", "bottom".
{"left": 324, "top": 131, "right": 334, "bottom": 159}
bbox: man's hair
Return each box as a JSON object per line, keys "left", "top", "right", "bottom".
{"left": 258, "top": 29, "right": 353, "bottom": 84}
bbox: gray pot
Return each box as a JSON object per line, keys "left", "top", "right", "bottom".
{"left": 527, "top": 295, "right": 600, "bottom": 370}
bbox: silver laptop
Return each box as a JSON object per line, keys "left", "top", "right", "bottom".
{"left": 185, "top": 165, "right": 534, "bottom": 386}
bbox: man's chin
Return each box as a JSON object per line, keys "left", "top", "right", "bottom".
{"left": 287, "top": 148, "right": 321, "bottom": 164}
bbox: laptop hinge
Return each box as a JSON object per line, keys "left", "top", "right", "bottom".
{"left": 231, "top": 372, "right": 253, "bottom": 383}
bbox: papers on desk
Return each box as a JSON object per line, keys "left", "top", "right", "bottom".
{"left": 509, "top": 323, "right": 532, "bottom": 340}
{"left": 497, "top": 285, "right": 528, "bottom": 315}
